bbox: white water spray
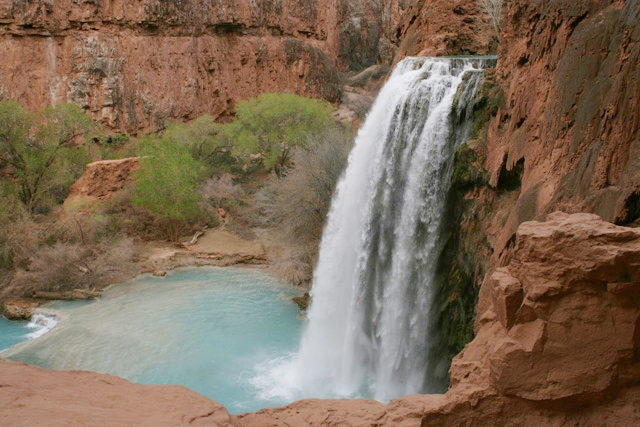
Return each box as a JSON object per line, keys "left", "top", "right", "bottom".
{"left": 254, "top": 56, "right": 495, "bottom": 403}
{"left": 25, "top": 313, "right": 58, "bottom": 340}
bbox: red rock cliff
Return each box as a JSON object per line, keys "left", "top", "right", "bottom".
{"left": 0, "top": 0, "right": 494, "bottom": 132}
{"left": 485, "top": 0, "right": 640, "bottom": 257}
{"left": 0, "top": 0, "right": 406, "bottom": 132}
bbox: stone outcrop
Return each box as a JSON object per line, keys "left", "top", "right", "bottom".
{"left": 0, "top": 360, "right": 233, "bottom": 427}
{"left": 2, "top": 213, "right": 639, "bottom": 426}
{"left": 459, "top": 212, "right": 640, "bottom": 411}
{"left": 484, "top": 0, "right": 640, "bottom": 257}
{"left": 393, "top": 0, "right": 494, "bottom": 60}
{"left": 66, "top": 157, "right": 139, "bottom": 201}
{"left": 2, "top": 298, "right": 37, "bottom": 320}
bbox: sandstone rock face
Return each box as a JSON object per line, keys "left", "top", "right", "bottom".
{"left": 0, "top": 360, "right": 233, "bottom": 427}
{"left": 393, "top": 0, "right": 494, "bottom": 59}
{"left": 471, "top": 212, "right": 640, "bottom": 405}
{"left": 66, "top": 157, "right": 139, "bottom": 201}
{"left": 485, "top": 0, "right": 640, "bottom": 256}
{"left": 0, "top": 0, "right": 497, "bottom": 132}
{"left": 0, "top": 0, "right": 341, "bottom": 132}
{"left": 0, "top": 0, "right": 403, "bottom": 132}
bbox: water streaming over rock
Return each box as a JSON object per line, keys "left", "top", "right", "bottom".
{"left": 269, "top": 56, "right": 496, "bottom": 402}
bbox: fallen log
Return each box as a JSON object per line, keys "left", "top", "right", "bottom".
{"left": 180, "top": 226, "right": 208, "bottom": 250}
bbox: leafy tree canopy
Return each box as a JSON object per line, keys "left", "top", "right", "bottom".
{"left": 225, "top": 93, "right": 336, "bottom": 176}
{"left": 162, "top": 114, "right": 230, "bottom": 166}
{"left": 0, "top": 100, "right": 93, "bottom": 212}
{"left": 132, "top": 136, "right": 207, "bottom": 241}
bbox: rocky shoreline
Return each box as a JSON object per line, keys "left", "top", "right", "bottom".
{"left": 2, "top": 226, "right": 278, "bottom": 321}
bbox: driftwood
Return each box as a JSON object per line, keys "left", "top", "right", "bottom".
{"left": 32, "top": 289, "right": 102, "bottom": 300}
{"left": 181, "top": 226, "right": 208, "bottom": 250}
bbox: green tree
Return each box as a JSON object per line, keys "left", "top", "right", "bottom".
{"left": 132, "top": 136, "right": 207, "bottom": 241}
{"left": 226, "top": 93, "right": 336, "bottom": 177}
{"left": 163, "top": 115, "right": 231, "bottom": 168}
{"left": 0, "top": 101, "right": 93, "bottom": 213}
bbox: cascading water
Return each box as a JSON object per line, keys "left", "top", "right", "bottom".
{"left": 256, "top": 56, "right": 496, "bottom": 403}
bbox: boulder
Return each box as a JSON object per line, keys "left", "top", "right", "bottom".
{"left": 2, "top": 299, "right": 38, "bottom": 320}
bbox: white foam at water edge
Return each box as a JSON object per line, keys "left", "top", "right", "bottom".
{"left": 25, "top": 313, "right": 58, "bottom": 339}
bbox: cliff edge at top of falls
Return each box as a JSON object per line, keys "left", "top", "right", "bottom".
{"left": 2, "top": 213, "right": 639, "bottom": 426}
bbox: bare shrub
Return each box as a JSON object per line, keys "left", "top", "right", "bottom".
{"left": 0, "top": 196, "right": 39, "bottom": 271}
{"left": 270, "top": 249, "right": 315, "bottom": 285}
{"left": 479, "top": 0, "right": 504, "bottom": 39}
{"left": 5, "top": 237, "right": 138, "bottom": 299}
{"left": 252, "top": 128, "right": 353, "bottom": 283}
{"left": 198, "top": 173, "right": 245, "bottom": 209}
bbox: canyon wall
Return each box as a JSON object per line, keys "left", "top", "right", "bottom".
{"left": 484, "top": 0, "right": 640, "bottom": 259}
{"left": 0, "top": 0, "right": 402, "bottom": 132}
{"left": 393, "top": 0, "right": 494, "bottom": 59}
{"left": 0, "top": 0, "right": 494, "bottom": 133}
{"left": 394, "top": 0, "right": 640, "bottom": 398}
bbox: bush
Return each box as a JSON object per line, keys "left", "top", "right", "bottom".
{"left": 5, "top": 237, "right": 138, "bottom": 298}
{"left": 133, "top": 136, "right": 208, "bottom": 241}
{"left": 163, "top": 115, "right": 234, "bottom": 171}
{"left": 0, "top": 100, "right": 93, "bottom": 213}
{"left": 252, "top": 128, "right": 353, "bottom": 283}
{"left": 226, "top": 93, "right": 338, "bottom": 177}
{"left": 198, "top": 173, "right": 245, "bottom": 210}
{"left": 0, "top": 192, "right": 36, "bottom": 270}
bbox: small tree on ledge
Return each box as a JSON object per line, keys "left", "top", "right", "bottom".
{"left": 479, "top": 0, "right": 504, "bottom": 42}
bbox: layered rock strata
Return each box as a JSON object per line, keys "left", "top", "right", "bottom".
{"left": 0, "top": 0, "right": 400, "bottom": 132}
{"left": 0, "top": 0, "right": 494, "bottom": 132}
{"left": 0, "top": 0, "right": 343, "bottom": 132}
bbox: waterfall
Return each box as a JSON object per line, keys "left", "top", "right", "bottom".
{"left": 255, "top": 56, "right": 496, "bottom": 403}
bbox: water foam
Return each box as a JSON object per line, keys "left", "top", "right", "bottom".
{"left": 25, "top": 313, "right": 58, "bottom": 339}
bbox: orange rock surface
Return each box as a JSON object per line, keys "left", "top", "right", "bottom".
{"left": 484, "top": 0, "right": 640, "bottom": 257}
{"left": 66, "top": 157, "right": 139, "bottom": 201}
{"left": 0, "top": 0, "right": 494, "bottom": 133}
{"left": 0, "top": 0, "right": 394, "bottom": 132}
{"left": 0, "top": 361, "right": 233, "bottom": 427}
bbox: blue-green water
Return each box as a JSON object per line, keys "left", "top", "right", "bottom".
{"left": 2, "top": 267, "right": 304, "bottom": 414}
{"left": 0, "top": 313, "right": 57, "bottom": 352}
{"left": 0, "top": 317, "right": 30, "bottom": 352}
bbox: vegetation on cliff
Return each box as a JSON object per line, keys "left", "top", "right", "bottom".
{"left": 429, "top": 70, "right": 505, "bottom": 386}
